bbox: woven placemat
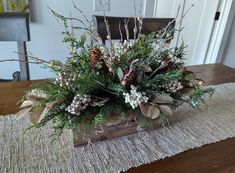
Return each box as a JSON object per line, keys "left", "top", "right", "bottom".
{"left": 1, "top": 83, "right": 235, "bottom": 173}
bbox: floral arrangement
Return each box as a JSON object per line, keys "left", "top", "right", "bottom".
{"left": 16, "top": 5, "right": 214, "bottom": 142}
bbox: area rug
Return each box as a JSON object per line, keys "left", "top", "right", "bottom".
{"left": 1, "top": 83, "right": 235, "bottom": 173}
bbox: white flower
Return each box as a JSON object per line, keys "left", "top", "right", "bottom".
{"left": 113, "top": 40, "right": 133, "bottom": 60}
{"left": 123, "top": 85, "right": 149, "bottom": 109}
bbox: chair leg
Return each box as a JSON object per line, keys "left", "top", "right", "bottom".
{"left": 17, "top": 41, "right": 30, "bottom": 80}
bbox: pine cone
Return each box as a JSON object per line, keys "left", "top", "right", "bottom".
{"left": 90, "top": 48, "right": 101, "bottom": 68}
{"left": 122, "top": 70, "right": 136, "bottom": 86}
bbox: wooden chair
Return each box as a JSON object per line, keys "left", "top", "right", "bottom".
{"left": 92, "top": 15, "right": 175, "bottom": 44}
{"left": 0, "top": 71, "right": 21, "bottom": 82}
{"left": 0, "top": 12, "right": 30, "bottom": 82}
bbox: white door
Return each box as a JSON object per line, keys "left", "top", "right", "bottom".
{"left": 145, "top": 0, "right": 220, "bottom": 65}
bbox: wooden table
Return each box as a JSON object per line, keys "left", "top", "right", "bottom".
{"left": 1, "top": 64, "right": 235, "bottom": 173}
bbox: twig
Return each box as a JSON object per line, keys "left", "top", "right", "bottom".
{"left": 49, "top": 7, "right": 89, "bottom": 31}
{"left": 175, "top": 3, "right": 194, "bottom": 46}
{"left": 133, "top": 0, "right": 138, "bottom": 40}
{"left": 72, "top": 1, "right": 90, "bottom": 25}
{"left": 139, "top": 0, "right": 143, "bottom": 17}
{"left": 72, "top": 1, "right": 96, "bottom": 43}
{"left": 70, "top": 11, "right": 75, "bottom": 35}
{"left": 103, "top": 88, "right": 120, "bottom": 96}
{"left": 104, "top": 17, "right": 113, "bottom": 47}
{"left": 101, "top": 1, "right": 113, "bottom": 51}
{"left": 94, "top": 80, "right": 105, "bottom": 87}
{"left": 137, "top": 0, "right": 144, "bottom": 36}
{"left": 162, "top": 5, "right": 181, "bottom": 34}
{"left": 149, "top": 4, "right": 194, "bottom": 65}
{"left": 124, "top": 18, "right": 130, "bottom": 41}
{"left": 14, "top": 51, "right": 49, "bottom": 64}
{"left": 104, "top": 17, "right": 114, "bottom": 56}
{"left": 119, "top": 21, "right": 123, "bottom": 42}
{"left": 102, "top": 6, "right": 114, "bottom": 70}
{"left": 0, "top": 59, "right": 42, "bottom": 64}
{"left": 91, "top": 95, "right": 109, "bottom": 101}
{"left": 72, "top": 26, "right": 91, "bottom": 31}
{"left": 161, "top": 3, "right": 194, "bottom": 41}
{"left": 138, "top": 17, "right": 143, "bottom": 37}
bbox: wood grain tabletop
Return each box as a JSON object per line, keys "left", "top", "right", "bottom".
{"left": 1, "top": 63, "right": 235, "bottom": 173}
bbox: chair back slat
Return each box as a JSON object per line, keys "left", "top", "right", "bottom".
{"left": 0, "top": 13, "right": 30, "bottom": 82}
{"left": 0, "top": 12, "right": 30, "bottom": 41}
{"left": 93, "top": 15, "right": 175, "bottom": 43}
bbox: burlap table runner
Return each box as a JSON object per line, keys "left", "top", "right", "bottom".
{"left": 1, "top": 83, "right": 235, "bottom": 173}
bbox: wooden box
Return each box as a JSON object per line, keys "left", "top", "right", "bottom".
{"left": 72, "top": 120, "right": 140, "bottom": 147}
{"left": 72, "top": 113, "right": 162, "bottom": 147}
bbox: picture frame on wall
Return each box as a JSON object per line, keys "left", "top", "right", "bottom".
{"left": 0, "top": 0, "right": 29, "bottom": 13}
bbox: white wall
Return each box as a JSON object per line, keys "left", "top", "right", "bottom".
{"left": 221, "top": 2, "right": 235, "bottom": 68}
{"left": 0, "top": 0, "right": 146, "bottom": 79}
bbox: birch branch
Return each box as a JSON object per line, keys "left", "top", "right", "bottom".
{"left": 133, "top": 0, "right": 138, "bottom": 40}
{"left": 124, "top": 19, "right": 130, "bottom": 41}
{"left": 119, "top": 21, "right": 124, "bottom": 42}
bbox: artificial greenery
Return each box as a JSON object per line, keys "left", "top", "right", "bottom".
{"left": 16, "top": 5, "right": 214, "bottom": 142}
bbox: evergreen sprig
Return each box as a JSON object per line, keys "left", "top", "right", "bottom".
{"left": 144, "top": 70, "right": 183, "bottom": 87}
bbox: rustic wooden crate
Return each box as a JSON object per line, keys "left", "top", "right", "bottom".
{"left": 72, "top": 119, "right": 143, "bottom": 147}
{"left": 72, "top": 117, "right": 162, "bottom": 147}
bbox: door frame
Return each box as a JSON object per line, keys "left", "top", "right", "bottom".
{"left": 145, "top": 0, "right": 234, "bottom": 65}
{"left": 204, "top": 0, "right": 234, "bottom": 64}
